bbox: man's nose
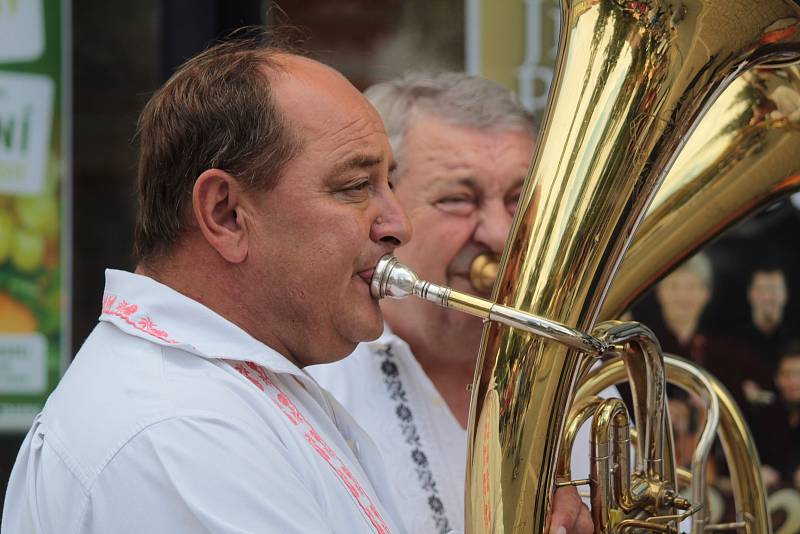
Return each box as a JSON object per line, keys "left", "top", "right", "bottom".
{"left": 474, "top": 203, "right": 513, "bottom": 254}
{"left": 371, "top": 194, "right": 412, "bottom": 247}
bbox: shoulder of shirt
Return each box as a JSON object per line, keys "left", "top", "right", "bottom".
{"left": 39, "top": 322, "right": 299, "bottom": 490}
{"left": 43, "top": 408, "right": 282, "bottom": 495}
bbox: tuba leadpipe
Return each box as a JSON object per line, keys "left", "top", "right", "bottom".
{"left": 371, "top": 255, "right": 608, "bottom": 356}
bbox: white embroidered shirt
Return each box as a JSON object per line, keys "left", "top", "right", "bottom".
{"left": 2, "top": 270, "right": 404, "bottom": 534}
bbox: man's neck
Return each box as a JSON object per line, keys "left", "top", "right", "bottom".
{"left": 136, "top": 252, "right": 302, "bottom": 368}
{"left": 408, "top": 337, "right": 477, "bottom": 429}
{"left": 664, "top": 315, "right": 699, "bottom": 345}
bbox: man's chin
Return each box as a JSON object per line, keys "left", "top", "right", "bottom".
{"left": 363, "top": 314, "right": 385, "bottom": 341}
{"left": 353, "top": 305, "right": 385, "bottom": 343}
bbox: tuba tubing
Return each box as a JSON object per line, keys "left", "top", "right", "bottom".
{"left": 576, "top": 354, "right": 763, "bottom": 534}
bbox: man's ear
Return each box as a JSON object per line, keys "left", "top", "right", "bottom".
{"left": 192, "top": 169, "right": 248, "bottom": 264}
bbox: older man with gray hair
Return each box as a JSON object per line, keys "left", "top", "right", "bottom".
{"left": 309, "top": 72, "right": 592, "bottom": 534}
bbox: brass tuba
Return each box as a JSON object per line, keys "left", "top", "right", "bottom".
{"left": 371, "top": 1, "right": 800, "bottom": 532}
{"left": 463, "top": 1, "right": 800, "bottom": 532}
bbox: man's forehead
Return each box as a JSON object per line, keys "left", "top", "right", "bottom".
{"left": 276, "top": 68, "right": 384, "bottom": 138}
{"left": 270, "top": 56, "right": 371, "bottom": 118}
{"left": 753, "top": 270, "right": 785, "bottom": 282}
{"left": 780, "top": 356, "right": 800, "bottom": 369}
{"left": 404, "top": 118, "right": 533, "bottom": 181}
{"left": 329, "top": 153, "right": 389, "bottom": 178}
{"left": 407, "top": 110, "right": 534, "bottom": 146}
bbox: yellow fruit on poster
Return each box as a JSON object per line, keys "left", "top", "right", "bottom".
{"left": 14, "top": 196, "right": 59, "bottom": 239}
{"left": 0, "top": 211, "right": 14, "bottom": 263}
{"left": 0, "top": 293, "right": 37, "bottom": 333}
{"left": 11, "top": 230, "right": 45, "bottom": 273}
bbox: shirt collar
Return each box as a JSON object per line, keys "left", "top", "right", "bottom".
{"left": 99, "top": 269, "right": 305, "bottom": 377}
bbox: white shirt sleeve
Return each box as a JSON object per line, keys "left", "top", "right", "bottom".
{"left": 78, "top": 414, "right": 334, "bottom": 534}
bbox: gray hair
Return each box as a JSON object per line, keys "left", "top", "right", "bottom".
{"left": 364, "top": 71, "right": 537, "bottom": 177}
{"left": 673, "top": 252, "right": 714, "bottom": 290}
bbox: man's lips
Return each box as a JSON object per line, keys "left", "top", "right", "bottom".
{"left": 356, "top": 268, "right": 375, "bottom": 285}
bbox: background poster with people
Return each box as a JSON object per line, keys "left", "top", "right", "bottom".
{"left": 0, "top": 0, "right": 69, "bottom": 431}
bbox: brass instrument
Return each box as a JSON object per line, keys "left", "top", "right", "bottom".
{"left": 461, "top": 61, "right": 800, "bottom": 533}
{"left": 460, "top": 61, "right": 800, "bottom": 534}
{"left": 463, "top": 1, "right": 800, "bottom": 531}
{"left": 461, "top": 59, "right": 800, "bottom": 534}
{"left": 372, "top": 1, "right": 800, "bottom": 533}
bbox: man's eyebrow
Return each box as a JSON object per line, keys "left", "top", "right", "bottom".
{"left": 429, "top": 176, "right": 477, "bottom": 190}
{"left": 330, "top": 154, "right": 385, "bottom": 177}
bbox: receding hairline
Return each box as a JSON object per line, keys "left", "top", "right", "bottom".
{"left": 264, "top": 52, "right": 355, "bottom": 89}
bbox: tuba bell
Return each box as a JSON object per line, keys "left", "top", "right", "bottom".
{"left": 372, "top": 1, "right": 800, "bottom": 532}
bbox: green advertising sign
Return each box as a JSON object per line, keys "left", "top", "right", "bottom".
{"left": 0, "top": 0, "right": 69, "bottom": 431}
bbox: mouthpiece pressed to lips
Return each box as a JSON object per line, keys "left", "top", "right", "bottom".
{"left": 369, "top": 254, "right": 608, "bottom": 356}
{"left": 370, "top": 255, "right": 422, "bottom": 299}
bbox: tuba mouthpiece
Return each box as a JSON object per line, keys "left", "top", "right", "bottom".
{"left": 370, "top": 255, "right": 419, "bottom": 299}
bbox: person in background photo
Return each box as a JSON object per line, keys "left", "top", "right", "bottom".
{"left": 737, "top": 263, "right": 792, "bottom": 377}
{"left": 652, "top": 253, "right": 714, "bottom": 360}
{"left": 648, "top": 253, "right": 792, "bottom": 490}
{"left": 751, "top": 339, "right": 800, "bottom": 490}
{"left": 646, "top": 253, "right": 765, "bottom": 472}
{"left": 651, "top": 253, "right": 716, "bottom": 463}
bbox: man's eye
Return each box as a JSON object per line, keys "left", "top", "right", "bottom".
{"left": 435, "top": 196, "right": 476, "bottom": 216}
{"left": 340, "top": 181, "right": 371, "bottom": 196}
{"left": 506, "top": 192, "right": 522, "bottom": 214}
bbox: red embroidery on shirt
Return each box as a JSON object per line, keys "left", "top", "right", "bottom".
{"left": 231, "top": 362, "right": 391, "bottom": 534}
{"left": 239, "top": 367, "right": 266, "bottom": 391}
{"left": 101, "top": 293, "right": 177, "bottom": 344}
